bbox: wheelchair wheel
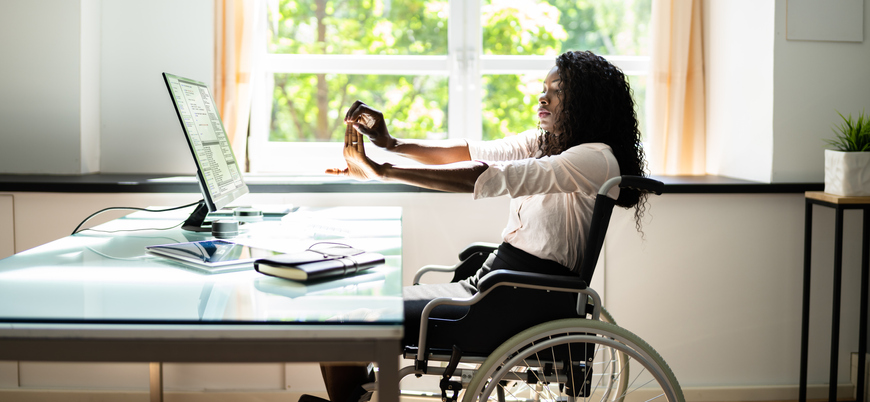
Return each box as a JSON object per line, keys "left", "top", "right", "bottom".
{"left": 461, "top": 318, "right": 683, "bottom": 402}
{"left": 598, "top": 307, "right": 628, "bottom": 402}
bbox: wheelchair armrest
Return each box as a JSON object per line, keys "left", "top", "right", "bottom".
{"left": 476, "top": 270, "right": 588, "bottom": 293}
{"left": 415, "top": 244, "right": 495, "bottom": 285}
{"left": 620, "top": 175, "right": 665, "bottom": 195}
{"left": 413, "top": 264, "right": 458, "bottom": 286}
{"left": 458, "top": 242, "right": 499, "bottom": 261}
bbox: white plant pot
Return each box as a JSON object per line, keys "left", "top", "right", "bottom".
{"left": 824, "top": 149, "right": 870, "bottom": 196}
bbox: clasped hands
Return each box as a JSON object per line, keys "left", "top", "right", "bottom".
{"left": 325, "top": 101, "right": 391, "bottom": 181}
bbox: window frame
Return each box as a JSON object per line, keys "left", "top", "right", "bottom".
{"left": 247, "top": 0, "right": 649, "bottom": 174}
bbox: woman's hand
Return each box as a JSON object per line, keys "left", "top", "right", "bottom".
{"left": 345, "top": 100, "right": 395, "bottom": 150}
{"left": 327, "top": 117, "right": 486, "bottom": 192}
{"left": 325, "top": 123, "right": 385, "bottom": 181}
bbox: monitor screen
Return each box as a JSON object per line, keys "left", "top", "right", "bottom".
{"left": 163, "top": 73, "right": 249, "bottom": 231}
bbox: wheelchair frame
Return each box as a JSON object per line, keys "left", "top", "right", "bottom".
{"left": 376, "top": 176, "right": 683, "bottom": 402}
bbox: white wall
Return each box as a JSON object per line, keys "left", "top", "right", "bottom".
{"left": 705, "top": 0, "right": 870, "bottom": 183}
{"left": 771, "top": 0, "right": 870, "bottom": 182}
{"left": 703, "top": 0, "right": 775, "bottom": 182}
{"left": 0, "top": 0, "right": 98, "bottom": 175}
{"left": 100, "top": 0, "right": 214, "bottom": 174}
{"left": 80, "top": 0, "right": 102, "bottom": 174}
{"left": 607, "top": 193, "right": 862, "bottom": 390}
{"left": 0, "top": 0, "right": 212, "bottom": 176}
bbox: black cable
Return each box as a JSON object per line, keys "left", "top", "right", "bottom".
{"left": 80, "top": 221, "right": 184, "bottom": 234}
{"left": 71, "top": 200, "right": 203, "bottom": 235}
{"left": 84, "top": 246, "right": 149, "bottom": 261}
{"left": 306, "top": 242, "right": 364, "bottom": 258}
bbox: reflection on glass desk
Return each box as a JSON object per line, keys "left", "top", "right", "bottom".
{"left": 0, "top": 206, "right": 404, "bottom": 402}
{"left": 0, "top": 206, "right": 403, "bottom": 325}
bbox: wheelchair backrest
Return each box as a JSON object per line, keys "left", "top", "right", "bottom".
{"left": 577, "top": 175, "right": 664, "bottom": 285}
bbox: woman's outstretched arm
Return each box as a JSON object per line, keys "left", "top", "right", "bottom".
{"left": 326, "top": 123, "right": 487, "bottom": 193}
{"left": 345, "top": 100, "right": 472, "bottom": 165}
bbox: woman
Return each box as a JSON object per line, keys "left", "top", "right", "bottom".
{"left": 313, "top": 50, "right": 647, "bottom": 402}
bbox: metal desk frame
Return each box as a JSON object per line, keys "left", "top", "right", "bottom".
{"left": 801, "top": 191, "right": 870, "bottom": 402}
{"left": 0, "top": 324, "right": 401, "bottom": 402}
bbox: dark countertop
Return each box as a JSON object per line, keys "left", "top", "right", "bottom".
{"left": 649, "top": 175, "right": 823, "bottom": 194}
{"left": 0, "top": 173, "right": 823, "bottom": 194}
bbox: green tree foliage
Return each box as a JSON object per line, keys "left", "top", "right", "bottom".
{"left": 272, "top": 73, "right": 447, "bottom": 142}
{"left": 480, "top": 1, "right": 563, "bottom": 139}
{"left": 267, "top": 0, "right": 649, "bottom": 143}
{"left": 268, "top": 0, "right": 448, "bottom": 55}
{"left": 549, "top": 0, "right": 651, "bottom": 56}
{"left": 267, "top": 0, "right": 449, "bottom": 141}
{"left": 480, "top": 0, "right": 650, "bottom": 139}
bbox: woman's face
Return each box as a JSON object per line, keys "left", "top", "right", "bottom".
{"left": 537, "top": 66, "right": 562, "bottom": 134}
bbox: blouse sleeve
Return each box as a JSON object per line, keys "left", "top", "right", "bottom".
{"left": 472, "top": 143, "right": 620, "bottom": 200}
{"left": 467, "top": 129, "right": 540, "bottom": 162}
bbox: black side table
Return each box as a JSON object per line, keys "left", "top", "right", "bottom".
{"left": 801, "top": 191, "right": 870, "bottom": 402}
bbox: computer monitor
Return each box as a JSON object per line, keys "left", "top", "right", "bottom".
{"left": 162, "top": 73, "right": 249, "bottom": 232}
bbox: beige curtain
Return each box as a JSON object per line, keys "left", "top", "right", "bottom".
{"left": 646, "top": 0, "right": 706, "bottom": 175}
{"left": 215, "top": 0, "right": 254, "bottom": 172}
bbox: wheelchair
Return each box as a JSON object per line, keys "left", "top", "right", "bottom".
{"left": 374, "top": 175, "right": 683, "bottom": 402}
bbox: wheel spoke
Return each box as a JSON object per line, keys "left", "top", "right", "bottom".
{"left": 463, "top": 319, "right": 682, "bottom": 402}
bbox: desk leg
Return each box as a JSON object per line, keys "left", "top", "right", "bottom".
{"left": 149, "top": 362, "right": 163, "bottom": 402}
{"left": 800, "top": 200, "right": 813, "bottom": 402}
{"left": 376, "top": 340, "right": 399, "bottom": 402}
{"left": 858, "top": 208, "right": 869, "bottom": 402}
{"left": 830, "top": 207, "right": 845, "bottom": 402}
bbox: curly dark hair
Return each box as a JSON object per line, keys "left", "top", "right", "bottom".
{"left": 536, "top": 50, "right": 649, "bottom": 230}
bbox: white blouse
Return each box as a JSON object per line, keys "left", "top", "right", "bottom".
{"left": 468, "top": 129, "right": 621, "bottom": 271}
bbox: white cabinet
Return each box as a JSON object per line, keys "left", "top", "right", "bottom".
{"left": 0, "top": 195, "right": 13, "bottom": 260}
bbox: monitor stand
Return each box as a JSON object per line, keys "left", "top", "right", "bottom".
{"left": 182, "top": 201, "right": 212, "bottom": 232}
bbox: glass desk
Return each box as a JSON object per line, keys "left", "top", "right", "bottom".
{"left": 0, "top": 206, "right": 403, "bottom": 402}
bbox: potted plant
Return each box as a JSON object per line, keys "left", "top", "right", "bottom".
{"left": 825, "top": 110, "right": 870, "bottom": 196}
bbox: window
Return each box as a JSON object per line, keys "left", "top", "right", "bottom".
{"left": 248, "top": 0, "right": 651, "bottom": 174}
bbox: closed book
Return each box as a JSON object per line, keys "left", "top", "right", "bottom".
{"left": 254, "top": 251, "right": 385, "bottom": 282}
{"left": 254, "top": 271, "right": 387, "bottom": 298}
